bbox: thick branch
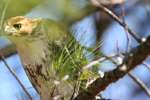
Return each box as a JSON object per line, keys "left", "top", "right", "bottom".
{"left": 74, "top": 36, "right": 150, "bottom": 100}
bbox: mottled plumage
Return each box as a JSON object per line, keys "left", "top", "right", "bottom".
{"left": 3, "top": 16, "right": 71, "bottom": 97}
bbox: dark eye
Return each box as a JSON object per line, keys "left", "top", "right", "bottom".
{"left": 13, "top": 24, "right": 21, "bottom": 29}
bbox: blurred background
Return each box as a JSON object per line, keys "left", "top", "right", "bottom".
{"left": 0, "top": 0, "right": 150, "bottom": 100}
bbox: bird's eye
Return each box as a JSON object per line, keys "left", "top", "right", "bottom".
{"left": 13, "top": 24, "right": 22, "bottom": 30}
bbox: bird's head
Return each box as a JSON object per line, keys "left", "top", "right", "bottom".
{"left": 3, "top": 16, "right": 49, "bottom": 66}
{"left": 4, "top": 16, "right": 41, "bottom": 37}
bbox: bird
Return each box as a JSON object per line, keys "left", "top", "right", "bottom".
{"left": 3, "top": 16, "right": 72, "bottom": 99}
{"left": 2, "top": 16, "right": 100, "bottom": 100}
{"left": 3, "top": 16, "right": 70, "bottom": 72}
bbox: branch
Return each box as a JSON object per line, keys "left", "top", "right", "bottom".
{"left": 83, "top": 54, "right": 117, "bottom": 70}
{"left": 0, "top": 56, "right": 32, "bottom": 100}
{"left": 95, "top": 0, "right": 142, "bottom": 43}
{"left": 74, "top": 36, "right": 150, "bottom": 100}
{"left": 143, "top": 62, "right": 150, "bottom": 72}
{"left": 128, "top": 72, "right": 150, "bottom": 96}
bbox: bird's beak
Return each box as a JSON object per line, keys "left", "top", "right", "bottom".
{"left": 4, "top": 25, "right": 17, "bottom": 35}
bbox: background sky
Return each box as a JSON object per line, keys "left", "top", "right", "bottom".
{"left": 0, "top": 0, "right": 150, "bottom": 100}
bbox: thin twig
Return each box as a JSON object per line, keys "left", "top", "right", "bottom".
{"left": 82, "top": 54, "right": 117, "bottom": 70}
{"left": 128, "top": 72, "right": 150, "bottom": 97}
{"left": 0, "top": 56, "right": 32, "bottom": 100}
{"left": 143, "top": 62, "right": 150, "bottom": 72}
{"left": 120, "top": 3, "right": 131, "bottom": 53}
{"left": 95, "top": 0, "right": 142, "bottom": 43}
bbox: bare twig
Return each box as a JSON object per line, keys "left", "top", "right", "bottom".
{"left": 0, "top": 56, "right": 32, "bottom": 100}
{"left": 83, "top": 54, "right": 117, "bottom": 70}
{"left": 143, "top": 62, "right": 150, "bottom": 72}
{"left": 95, "top": 0, "right": 142, "bottom": 43}
{"left": 128, "top": 72, "right": 150, "bottom": 97}
{"left": 120, "top": 3, "right": 131, "bottom": 52}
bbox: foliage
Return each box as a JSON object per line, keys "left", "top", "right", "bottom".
{"left": 1, "top": 0, "right": 43, "bottom": 18}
